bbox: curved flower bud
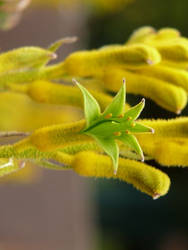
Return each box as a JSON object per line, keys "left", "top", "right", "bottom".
{"left": 73, "top": 151, "right": 170, "bottom": 199}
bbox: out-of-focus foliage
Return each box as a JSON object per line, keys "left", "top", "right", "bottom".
{"left": 0, "top": 0, "right": 134, "bottom": 31}
{"left": 31, "top": 0, "right": 134, "bottom": 14}
{"left": 0, "top": 0, "right": 30, "bottom": 30}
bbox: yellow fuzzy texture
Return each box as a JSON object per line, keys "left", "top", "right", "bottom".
{"left": 151, "top": 28, "right": 181, "bottom": 41}
{"left": 63, "top": 44, "right": 161, "bottom": 77}
{"left": 130, "top": 27, "right": 188, "bottom": 62}
{"left": 26, "top": 80, "right": 115, "bottom": 111}
{"left": 0, "top": 47, "right": 55, "bottom": 73}
{"left": 155, "top": 41, "right": 188, "bottom": 61}
{"left": 140, "top": 117, "right": 188, "bottom": 139}
{"left": 162, "top": 60, "right": 188, "bottom": 70}
{"left": 133, "top": 118, "right": 188, "bottom": 166}
{"left": 102, "top": 68, "right": 187, "bottom": 113}
{"left": 135, "top": 64, "right": 188, "bottom": 92}
{"left": 73, "top": 151, "right": 170, "bottom": 198}
{"left": 127, "top": 27, "right": 180, "bottom": 45}
{"left": 28, "top": 120, "right": 92, "bottom": 151}
{"left": 8, "top": 79, "right": 129, "bottom": 111}
{"left": 141, "top": 139, "right": 188, "bottom": 167}
{"left": 127, "top": 26, "right": 157, "bottom": 44}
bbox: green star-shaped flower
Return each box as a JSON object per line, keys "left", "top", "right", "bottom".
{"left": 73, "top": 79, "right": 154, "bottom": 174}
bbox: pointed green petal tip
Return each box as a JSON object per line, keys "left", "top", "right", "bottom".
{"left": 73, "top": 78, "right": 101, "bottom": 127}
{"left": 102, "top": 78, "right": 126, "bottom": 118}
{"left": 123, "top": 98, "right": 145, "bottom": 121}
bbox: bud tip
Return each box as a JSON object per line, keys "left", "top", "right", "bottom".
{"left": 146, "top": 59, "right": 153, "bottom": 65}
{"left": 51, "top": 53, "right": 57, "bottom": 60}
{"left": 113, "top": 169, "right": 117, "bottom": 175}
{"left": 176, "top": 109, "right": 181, "bottom": 115}
{"left": 153, "top": 193, "right": 160, "bottom": 200}
{"left": 151, "top": 128, "right": 155, "bottom": 134}
{"left": 141, "top": 98, "right": 145, "bottom": 104}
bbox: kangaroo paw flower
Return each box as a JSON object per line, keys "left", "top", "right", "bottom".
{"left": 74, "top": 79, "right": 153, "bottom": 173}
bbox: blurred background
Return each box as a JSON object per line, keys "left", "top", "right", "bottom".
{"left": 0, "top": 0, "right": 188, "bottom": 249}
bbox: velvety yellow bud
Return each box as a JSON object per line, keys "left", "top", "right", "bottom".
{"left": 27, "top": 80, "right": 117, "bottom": 111}
{"left": 144, "top": 139, "right": 188, "bottom": 167}
{"left": 29, "top": 120, "right": 92, "bottom": 151}
{"left": 135, "top": 118, "right": 188, "bottom": 167}
{"left": 0, "top": 47, "right": 56, "bottom": 74}
{"left": 140, "top": 117, "right": 188, "bottom": 139}
{"left": 63, "top": 44, "right": 161, "bottom": 77}
{"left": 162, "top": 60, "right": 188, "bottom": 71}
{"left": 155, "top": 40, "right": 188, "bottom": 61}
{"left": 127, "top": 26, "right": 156, "bottom": 44}
{"left": 102, "top": 68, "right": 187, "bottom": 113}
{"left": 73, "top": 151, "right": 170, "bottom": 198}
{"left": 135, "top": 64, "right": 188, "bottom": 93}
{"left": 153, "top": 28, "right": 181, "bottom": 41}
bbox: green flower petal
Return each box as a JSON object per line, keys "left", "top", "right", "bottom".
{"left": 102, "top": 80, "right": 125, "bottom": 118}
{"left": 118, "top": 134, "right": 144, "bottom": 161}
{"left": 123, "top": 98, "right": 145, "bottom": 121}
{"left": 73, "top": 79, "right": 101, "bottom": 127}
{"left": 94, "top": 136, "right": 119, "bottom": 174}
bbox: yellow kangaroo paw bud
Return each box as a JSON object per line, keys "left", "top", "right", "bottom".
{"left": 127, "top": 26, "right": 156, "bottom": 44}
{"left": 61, "top": 142, "right": 101, "bottom": 155}
{"left": 72, "top": 151, "right": 170, "bottom": 198}
{"left": 0, "top": 47, "right": 56, "bottom": 73}
{"left": 63, "top": 44, "right": 161, "bottom": 77}
{"left": 127, "top": 27, "right": 180, "bottom": 45}
{"left": 25, "top": 80, "right": 118, "bottom": 112}
{"left": 135, "top": 118, "right": 188, "bottom": 163}
{"left": 155, "top": 40, "right": 188, "bottom": 61}
{"left": 153, "top": 28, "right": 181, "bottom": 41}
{"left": 139, "top": 117, "right": 188, "bottom": 139}
{"left": 29, "top": 120, "right": 92, "bottom": 151}
{"left": 102, "top": 68, "right": 187, "bottom": 113}
{"left": 144, "top": 139, "right": 188, "bottom": 167}
{"left": 135, "top": 64, "right": 188, "bottom": 92}
{"left": 162, "top": 60, "right": 188, "bottom": 71}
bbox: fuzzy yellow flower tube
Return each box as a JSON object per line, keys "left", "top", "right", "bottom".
{"left": 102, "top": 68, "right": 187, "bottom": 113}
{"left": 2, "top": 31, "right": 188, "bottom": 113}
{"left": 61, "top": 44, "right": 161, "bottom": 77}
{"left": 135, "top": 118, "right": 188, "bottom": 166}
{"left": 72, "top": 151, "right": 170, "bottom": 199}
{"left": 8, "top": 80, "right": 130, "bottom": 112}
{"left": 48, "top": 26, "right": 188, "bottom": 113}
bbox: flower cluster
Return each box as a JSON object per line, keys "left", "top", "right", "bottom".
{"left": 0, "top": 27, "right": 188, "bottom": 198}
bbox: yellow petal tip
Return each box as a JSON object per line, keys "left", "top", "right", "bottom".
{"left": 153, "top": 193, "right": 160, "bottom": 200}
{"left": 176, "top": 109, "right": 182, "bottom": 115}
